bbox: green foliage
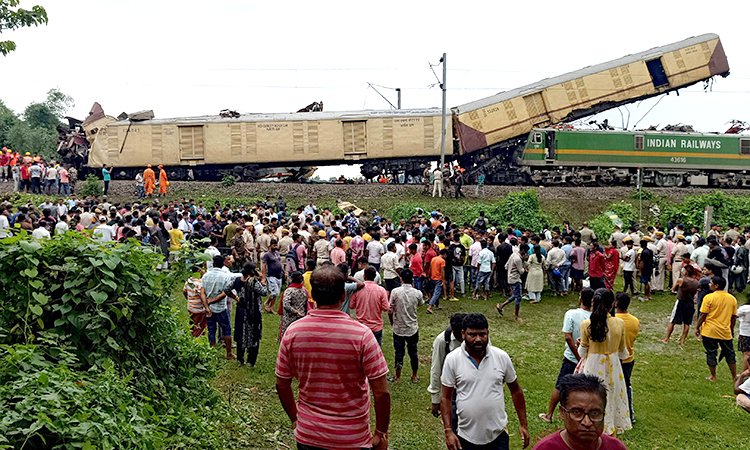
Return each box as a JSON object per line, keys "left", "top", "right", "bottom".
{"left": 590, "top": 201, "right": 639, "bottom": 241}
{"left": 0, "top": 232, "right": 225, "bottom": 449}
{"left": 630, "top": 188, "right": 654, "bottom": 201}
{"left": 5, "top": 120, "right": 57, "bottom": 159}
{"left": 659, "top": 191, "right": 750, "bottom": 230}
{"left": 0, "top": 0, "right": 48, "bottom": 56}
{"left": 222, "top": 175, "right": 236, "bottom": 187}
{"left": 80, "top": 174, "right": 103, "bottom": 197}
{"left": 1, "top": 88, "right": 74, "bottom": 159}
{"left": 356, "top": 190, "right": 550, "bottom": 232}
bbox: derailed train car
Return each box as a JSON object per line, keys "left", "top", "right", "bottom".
{"left": 77, "top": 33, "right": 730, "bottom": 183}
{"left": 85, "top": 108, "right": 449, "bottom": 181}
{"left": 453, "top": 33, "right": 729, "bottom": 183}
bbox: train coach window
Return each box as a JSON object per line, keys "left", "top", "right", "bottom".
{"left": 741, "top": 139, "right": 750, "bottom": 156}
{"left": 634, "top": 135, "right": 644, "bottom": 150}
{"left": 531, "top": 132, "right": 543, "bottom": 144}
{"left": 646, "top": 58, "right": 669, "bottom": 88}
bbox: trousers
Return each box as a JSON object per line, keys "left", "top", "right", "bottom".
{"left": 393, "top": 331, "right": 419, "bottom": 372}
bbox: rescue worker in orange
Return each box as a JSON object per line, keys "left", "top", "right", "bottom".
{"left": 143, "top": 164, "right": 156, "bottom": 197}
{"left": 23, "top": 152, "right": 32, "bottom": 164}
{"left": 158, "top": 165, "right": 168, "bottom": 196}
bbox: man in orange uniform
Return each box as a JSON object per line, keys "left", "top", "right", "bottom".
{"left": 158, "top": 164, "right": 168, "bottom": 196}
{"left": 143, "top": 164, "right": 156, "bottom": 197}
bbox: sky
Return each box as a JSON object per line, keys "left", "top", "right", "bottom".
{"left": 2, "top": 0, "right": 749, "bottom": 179}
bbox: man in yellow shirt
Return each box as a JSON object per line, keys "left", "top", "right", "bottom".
{"left": 169, "top": 221, "right": 184, "bottom": 252}
{"left": 696, "top": 276, "right": 738, "bottom": 382}
{"left": 302, "top": 258, "right": 317, "bottom": 304}
{"left": 615, "top": 292, "right": 640, "bottom": 423}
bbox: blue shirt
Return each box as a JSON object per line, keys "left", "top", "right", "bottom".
{"left": 102, "top": 168, "right": 111, "bottom": 181}
{"left": 561, "top": 244, "right": 573, "bottom": 266}
{"left": 562, "top": 308, "right": 592, "bottom": 363}
{"left": 202, "top": 268, "right": 234, "bottom": 313}
{"left": 477, "top": 248, "right": 496, "bottom": 273}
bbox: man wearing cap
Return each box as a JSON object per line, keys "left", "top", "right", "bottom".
{"left": 158, "top": 165, "right": 168, "bottom": 196}
{"left": 313, "top": 229, "right": 333, "bottom": 268}
{"left": 144, "top": 165, "right": 156, "bottom": 197}
{"left": 579, "top": 222, "right": 596, "bottom": 246}
{"left": 652, "top": 231, "right": 668, "bottom": 292}
{"left": 432, "top": 168, "right": 443, "bottom": 198}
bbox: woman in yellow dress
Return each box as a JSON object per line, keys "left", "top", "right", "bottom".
{"left": 578, "top": 288, "right": 632, "bottom": 436}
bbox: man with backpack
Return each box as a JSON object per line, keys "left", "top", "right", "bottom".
{"left": 473, "top": 211, "right": 488, "bottom": 234}
{"left": 286, "top": 233, "right": 307, "bottom": 274}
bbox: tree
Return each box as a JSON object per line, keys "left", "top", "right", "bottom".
{"left": 0, "top": 0, "right": 48, "bottom": 56}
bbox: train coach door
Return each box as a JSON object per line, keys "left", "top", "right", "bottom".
{"left": 544, "top": 131, "right": 556, "bottom": 162}
{"left": 646, "top": 58, "right": 669, "bottom": 89}
{"left": 343, "top": 121, "right": 367, "bottom": 160}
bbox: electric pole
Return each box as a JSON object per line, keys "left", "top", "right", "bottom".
{"left": 439, "top": 53, "right": 447, "bottom": 169}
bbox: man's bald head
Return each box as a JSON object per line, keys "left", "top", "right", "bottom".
{"left": 310, "top": 265, "right": 345, "bottom": 306}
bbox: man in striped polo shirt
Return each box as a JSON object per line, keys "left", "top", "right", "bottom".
{"left": 276, "top": 265, "right": 391, "bottom": 450}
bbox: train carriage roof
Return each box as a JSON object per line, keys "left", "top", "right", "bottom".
{"left": 110, "top": 108, "right": 444, "bottom": 126}
{"left": 452, "top": 33, "right": 722, "bottom": 114}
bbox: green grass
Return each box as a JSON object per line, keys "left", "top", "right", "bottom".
{"left": 175, "top": 279, "right": 750, "bottom": 450}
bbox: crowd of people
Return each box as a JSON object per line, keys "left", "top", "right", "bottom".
{"left": 7, "top": 189, "right": 750, "bottom": 450}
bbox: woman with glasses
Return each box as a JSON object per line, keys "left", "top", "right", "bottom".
{"left": 576, "top": 289, "right": 631, "bottom": 436}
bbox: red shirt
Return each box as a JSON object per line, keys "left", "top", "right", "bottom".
{"left": 532, "top": 430, "right": 628, "bottom": 449}
{"left": 276, "top": 309, "right": 389, "bottom": 449}
{"left": 589, "top": 250, "right": 606, "bottom": 278}
{"left": 424, "top": 247, "right": 437, "bottom": 271}
{"left": 349, "top": 281, "right": 390, "bottom": 332}
{"left": 409, "top": 251, "right": 424, "bottom": 277}
{"left": 20, "top": 165, "right": 29, "bottom": 180}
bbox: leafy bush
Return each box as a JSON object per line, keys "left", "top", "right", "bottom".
{"left": 590, "top": 201, "right": 639, "bottom": 241}
{"left": 630, "top": 188, "right": 654, "bottom": 202}
{"left": 658, "top": 191, "right": 750, "bottom": 230}
{"left": 222, "top": 175, "right": 236, "bottom": 187}
{"left": 0, "top": 232, "right": 225, "bottom": 449}
{"left": 80, "top": 174, "right": 103, "bottom": 197}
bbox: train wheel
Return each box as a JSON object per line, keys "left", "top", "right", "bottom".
{"left": 596, "top": 174, "right": 614, "bottom": 187}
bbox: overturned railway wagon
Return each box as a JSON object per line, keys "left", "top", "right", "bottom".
{"left": 79, "top": 33, "right": 730, "bottom": 184}
{"left": 520, "top": 129, "right": 750, "bottom": 187}
{"left": 453, "top": 33, "right": 730, "bottom": 184}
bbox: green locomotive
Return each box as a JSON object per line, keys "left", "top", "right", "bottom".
{"left": 519, "top": 128, "right": 750, "bottom": 188}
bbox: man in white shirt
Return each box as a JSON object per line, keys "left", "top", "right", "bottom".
{"left": 354, "top": 258, "right": 382, "bottom": 285}
{"left": 32, "top": 223, "right": 51, "bottom": 240}
{"left": 539, "top": 288, "right": 593, "bottom": 423}
{"left": 55, "top": 215, "right": 69, "bottom": 235}
{"left": 472, "top": 240, "right": 496, "bottom": 301}
{"left": 178, "top": 212, "right": 192, "bottom": 234}
{"left": 388, "top": 268, "right": 421, "bottom": 383}
{"left": 366, "top": 233, "right": 385, "bottom": 271}
{"left": 621, "top": 238, "right": 637, "bottom": 295}
{"left": 0, "top": 206, "right": 10, "bottom": 238}
{"left": 93, "top": 216, "right": 115, "bottom": 242}
{"left": 381, "top": 242, "right": 402, "bottom": 295}
{"left": 441, "top": 313, "right": 529, "bottom": 450}
{"left": 735, "top": 368, "right": 750, "bottom": 413}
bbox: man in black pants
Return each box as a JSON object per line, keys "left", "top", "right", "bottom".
{"left": 388, "top": 269, "right": 421, "bottom": 383}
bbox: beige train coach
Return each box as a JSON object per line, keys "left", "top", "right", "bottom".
{"left": 452, "top": 33, "right": 729, "bottom": 156}
{"left": 87, "top": 108, "right": 451, "bottom": 180}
